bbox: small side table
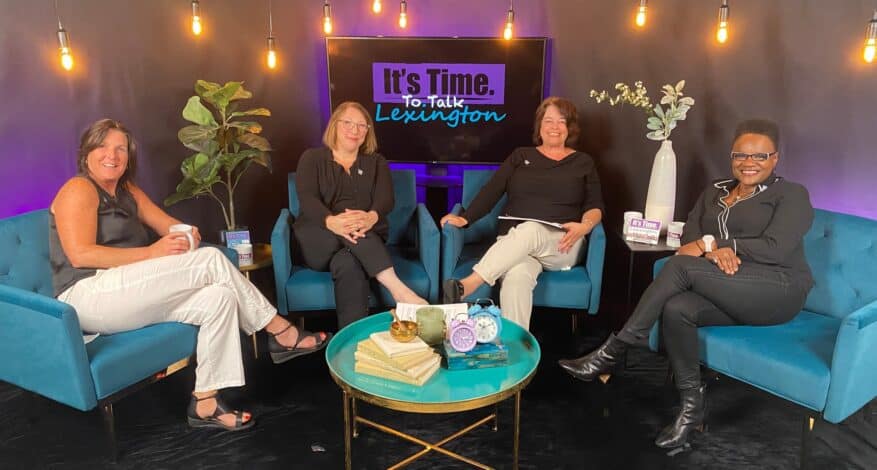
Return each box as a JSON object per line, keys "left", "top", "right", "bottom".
{"left": 238, "top": 243, "right": 273, "bottom": 358}
{"left": 617, "top": 232, "right": 675, "bottom": 330}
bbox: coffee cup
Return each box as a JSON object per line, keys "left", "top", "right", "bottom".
{"left": 667, "top": 221, "right": 686, "bottom": 248}
{"left": 169, "top": 224, "right": 195, "bottom": 252}
{"left": 235, "top": 242, "right": 254, "bottom": 267}
{"left": 623, "top": 211, "right": 643, "bottom": 236}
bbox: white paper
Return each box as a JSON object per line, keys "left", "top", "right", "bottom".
{"left": 394, "top": 303, "right": 469, "bottom": 325}
{"left": 497, "top": 215, "right": 565, "bottom": 229}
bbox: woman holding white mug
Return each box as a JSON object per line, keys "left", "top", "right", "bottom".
{"left": 50, "top": 119, "right": 330, "bottom": 432}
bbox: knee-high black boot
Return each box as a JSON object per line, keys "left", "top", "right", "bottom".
{"left": 558, "top": 334, "right": 628, "bottom": 382}
{"left": 654, "top": 383, "right": 707, "bottom": 448}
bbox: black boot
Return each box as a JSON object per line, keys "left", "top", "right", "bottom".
{"left": 558, "top": 333, "right": 628, "bottom": 382}
{"left": 654, "top": 383, "right": 707, "bottom": 448}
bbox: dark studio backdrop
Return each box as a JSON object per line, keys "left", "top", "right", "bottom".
{"left": 1, "top": 0, "right": 874, "bottom": 279}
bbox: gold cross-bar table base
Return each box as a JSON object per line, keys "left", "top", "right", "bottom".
{"left": 342, "top": 392, "right": 521, "bottom": 470}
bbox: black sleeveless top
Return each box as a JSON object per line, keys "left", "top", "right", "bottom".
{"left": 49, "top": 177, "right": 151, "bottom": 297}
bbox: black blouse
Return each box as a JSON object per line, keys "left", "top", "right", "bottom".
{"left": 460, "top": 147, "right": 604, "bottom": 236}
{"left": 681, "top": 175, "right": 814, "bottom": 287}
{"left": 294, "top": 147, "right": 394, "bottom": 238}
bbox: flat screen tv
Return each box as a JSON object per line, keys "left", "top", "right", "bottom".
{"left": 326, "top": 37, "right": 547, "bottom": 164}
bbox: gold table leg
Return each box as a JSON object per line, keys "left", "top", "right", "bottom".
{"left": 352, "top": 398, "right": 359, "bottom": 438}
{"left": 513, "top": 391, "right": 521, "bottom": 470}
{"left": 343, "top": 391, "right": 352, "bottom": 470}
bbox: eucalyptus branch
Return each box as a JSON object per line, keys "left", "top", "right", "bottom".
{"left": 589, "top": 80, "right": 694, "bottom": 142}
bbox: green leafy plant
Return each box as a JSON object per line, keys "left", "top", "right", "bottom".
{"left": 164, "top": 80, "right": 272, "bottom": 230}
{"left": 590, "top": 80, "right": 694, "bottom": 141}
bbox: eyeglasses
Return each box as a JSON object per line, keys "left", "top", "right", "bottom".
{"left": 730, "top": 151, "right": 777, "bottom": 162}
{"left": 338, "top": 119, "right": 370, "bottom": 132}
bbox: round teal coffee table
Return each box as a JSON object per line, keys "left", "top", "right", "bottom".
{"left": 326, "top": 312, "right": 541, "bottom": 470}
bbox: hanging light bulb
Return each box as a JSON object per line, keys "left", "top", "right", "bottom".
{"left": 864, "top": 10, "right": 877, "bottom": 63}
{"left": 635, "top": 0, "right": 647, "bottom": 28}
{"left": 54, "top": 1, "right": 73, "bottom": 71}
{"left": 503, "top": 1, "right": 514, "bottom": 40}
{"left": 266, "top": 0, "right": 277, "bottom": 69}
{"left": 372, "top": 0, "right": 382, "bottom": 14}
{"left": 191, "top": 0, "right": 202, "bottom": 36}
{"left": 57, "top": 26, "right": 73, "bottom": 71}
{"left": 323, "top": 0, "right": 332, "bottom": 34}
{"left": 398, "top": 0, "right": 408, "bottom": 28}
{"left": 716, "top": 0, "right": 729, "bottom": 44}
{"left": 266, "top": 37, "right": 277, "bottom": 69}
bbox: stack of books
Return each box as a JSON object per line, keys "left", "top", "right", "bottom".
{"left": 354, "top": 331, "right": 440, "bottom": 386}
{"left": 441, "top": 340, "right": 509, "bottom": 370}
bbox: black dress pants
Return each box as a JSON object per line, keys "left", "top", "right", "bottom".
{"left": 294, "top": 223, "right": 394, "bottom": 328}
{"left": 617, "top": 255, "right": 809, "bottom": 390}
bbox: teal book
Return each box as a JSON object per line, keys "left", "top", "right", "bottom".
{"left": 442, "top": 340, "right": 509, "bottom": 370}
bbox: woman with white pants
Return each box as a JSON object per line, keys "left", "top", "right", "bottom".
{"left": 51, "top": 119, "right": 329, "bottom": 432}
{"left": 441, "top": 97, "right": 603, "bottom": 329}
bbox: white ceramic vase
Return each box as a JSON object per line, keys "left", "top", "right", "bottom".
{"left": 644, "top": 139, "right": 676, "bottom": 233}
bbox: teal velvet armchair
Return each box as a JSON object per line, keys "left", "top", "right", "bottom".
{"left": 440, "top": 170, "right": 606, "bottom": 329}
{"left": 648, "top": 209, "right": 877, "bottom": 457}
{"left": 0, "top": 209, "right": 237, "bottom": 458}
{"left": 271, "top": 169, "right": 440, "bottom": 318}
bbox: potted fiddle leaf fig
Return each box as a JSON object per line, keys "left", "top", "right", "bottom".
{"left": 164, "top": 80, "right": 272, "bottom": 230}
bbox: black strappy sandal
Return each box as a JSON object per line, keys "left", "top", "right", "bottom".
{"left": 186, "top": 393, "right": 255, "bottom": 432}
{"left": 267, "top": 324, "right": 332, "bottom": 364}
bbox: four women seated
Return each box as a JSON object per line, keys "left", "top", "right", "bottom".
{"left": 52, "top": 105, "right": 811, "bottom": 448}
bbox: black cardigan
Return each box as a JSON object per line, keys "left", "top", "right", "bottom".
{"left": 294, "top": 147, "right": 394, "bottom": 238}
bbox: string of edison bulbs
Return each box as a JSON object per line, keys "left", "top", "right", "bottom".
{"left": 51, "top": 1, "right": 877, "bottom": 72}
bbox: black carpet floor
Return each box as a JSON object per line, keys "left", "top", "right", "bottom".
{"left": 1, "top": 312, "right": 874, "bottom": 470}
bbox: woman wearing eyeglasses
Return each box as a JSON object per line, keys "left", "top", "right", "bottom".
{"left": 560, "top": 119, "right": 814, "bottom": 449}
{"left": 294, "top": 102, "right": 427, "bottom": 328}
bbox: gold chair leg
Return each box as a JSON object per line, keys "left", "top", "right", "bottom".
{"left": 343, "top": 391, "right": 352, "bottom": 470}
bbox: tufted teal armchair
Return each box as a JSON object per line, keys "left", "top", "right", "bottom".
{"left": 0, "top": 209, "right": 237, "bottom": 458}
{"left": 271, "top": 169, "right": 440, "bottom": 320}
{"left": 648, "top": 209, "right": 877, "bottom": 460}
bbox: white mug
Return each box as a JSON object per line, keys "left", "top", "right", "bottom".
{"left": 169, "top": 224, "right": 195, "bottom": 252}
{"left": 623, "top": 211, "right": 643, "bottom": 236}
{"left": 235, "top": 243, "right": 254, "bottom": 267}
{"left": 667, "top": 221, "right": 686, "bottom": 248}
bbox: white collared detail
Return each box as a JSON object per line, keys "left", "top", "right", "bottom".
{"left": 524, "top": 159, "right": 530, "bottom": 165}
{"left": 713, "top": 178, "right": 776, "bottom": 241}
{"left": 357, "top": 168, "right": 363, "bottom": 175}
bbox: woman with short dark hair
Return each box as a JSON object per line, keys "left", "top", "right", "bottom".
{"left": 441, "top": 96, "right": 604, "bottom": 329}
{"left": 560, "top": 119, "right": 814, "bottom": 449}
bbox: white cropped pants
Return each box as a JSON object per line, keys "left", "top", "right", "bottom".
{"left": 472, "top": 222, "right": 583, "bottom": 329}
{"left": 58, "top": 247, "right": 276, "bottom": 392}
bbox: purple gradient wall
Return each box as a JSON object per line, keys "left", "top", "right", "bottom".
{"left": 1, "top": 0, "right": 875, "bottom": 231}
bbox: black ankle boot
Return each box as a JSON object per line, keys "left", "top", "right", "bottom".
{"left": 654, "top": 383, "right": 707, "bottom": 448}
{"left": 558, "top": 333, "right": 628, "bottom": 382}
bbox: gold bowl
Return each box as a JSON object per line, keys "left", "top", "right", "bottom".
{"left": 389, "top": 320, "right": 419, "bottom": 342}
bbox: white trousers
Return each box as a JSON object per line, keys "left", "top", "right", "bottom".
{"left": 58, "top": 247, "right": 276, "bottom": 392}
{"left": 472, "top": 222, "right": 583, "bottom": 330}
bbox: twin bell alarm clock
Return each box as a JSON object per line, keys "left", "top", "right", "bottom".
{"left": 468, "top": 299, "right": 502, "bottom": 343}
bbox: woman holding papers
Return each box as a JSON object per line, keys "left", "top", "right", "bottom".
{"left": 560, "top": 119, "right": 814, "bottom": 449}
{"left": 440, "top": 97, "right": 604, "bottom": 329}
{"left": 294, "top": 102, "right": 427, "bottom": 328}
